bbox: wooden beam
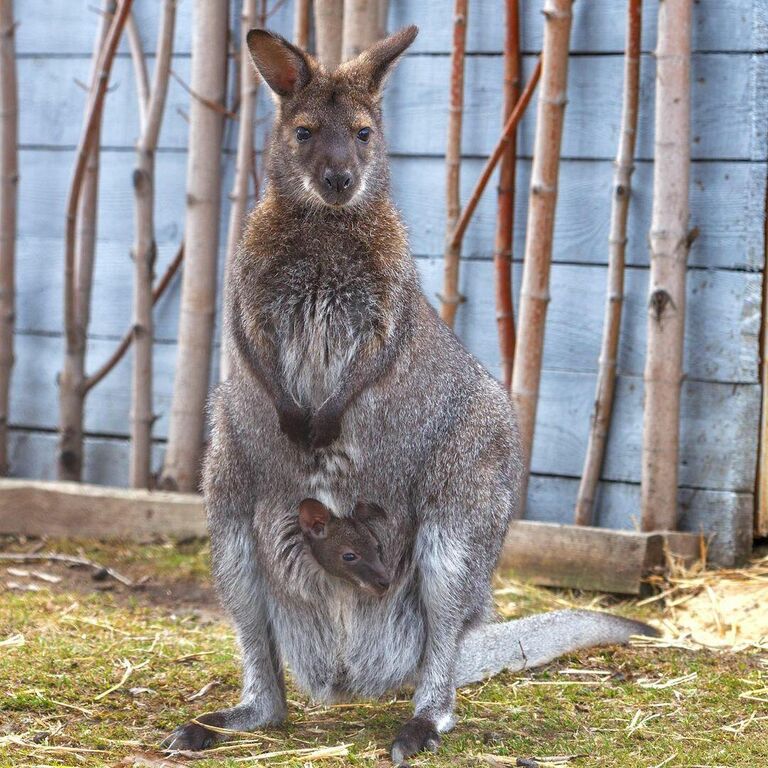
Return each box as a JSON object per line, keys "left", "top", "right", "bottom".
{"left": 0, "top": 478, "right": 206, "bottom": 540}
{"left": 0, "top": 480, "right": 701, "bottom": 593}
{"left": 500, "top": 520, "right": 701, "bottom": 594}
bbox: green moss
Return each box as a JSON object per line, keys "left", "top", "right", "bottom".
{"left": 0, "top": 541, "right": 765, "bottom": 768}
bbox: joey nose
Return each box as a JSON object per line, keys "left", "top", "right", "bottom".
{"left": 323, "top": 169, "right": 353, "bottom": 194}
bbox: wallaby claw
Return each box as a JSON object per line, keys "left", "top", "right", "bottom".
{"left": 161, "top": 715, "right": 223, "bottom": 752}
{"left": 390, "top": 716, "right": 441, "bottom": 766}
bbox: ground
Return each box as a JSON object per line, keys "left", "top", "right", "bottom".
{"left": 0, "top": 537, "right": 765, "bottom": 768}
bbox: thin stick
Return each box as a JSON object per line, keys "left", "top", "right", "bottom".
{"left": 58, "top": 0, "right": 129, "bottom": 481}
{"left": 510, "top": 0, "right": 573, "bottom": 513}
{"left": 342, "top": 0, "right": 381, "bottom": 60}
{"left": 449, "top": 59, "right": 541, "bottom": 257}
{"left": 293, "top": 0, "right": 312, "bottom": 50}
{"left": 220, "top": 0, "right": 261, "bottom": 383}
{"left": 125, "top": 10, "right": 149, "bottom": 130}
{"left": 439, "top": 0, "right": 469, "bottom": 328}
{"left": 313, "top": 0, "right": 343, "bottom": 68}
{"left": 84, "top": 242, "right": 184, "bottom": 394}
{"left": 159, "top": 0, "right": 228, "bottom": 492}
{"left": 0, "top": 0, "right": 18, "bottom": 476}
{"left": 130, "top": 0, "right": 177, "bottom": 488}
{"left": 640, "top": 0, "right": 693, "bottom": 531}
{"left": 494, "top": 0, "right": 522, "bottom": 389}
{"left": 574, "top": 0, "right": 642, "bottom": 526}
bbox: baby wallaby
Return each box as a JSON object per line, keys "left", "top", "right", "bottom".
{"left": 299, "top": 498, "right": 391, "bottom": 596}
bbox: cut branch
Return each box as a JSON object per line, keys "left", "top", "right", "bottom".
{"left": 510, "top": 0, "right": 573, "bottom": 512}
{"left": 293, "top": 0, "right": 311, "bottom": 49}
{"left": 83, "top": 243, "right": 184, "bottom": 395}
{"left": 159, "top": 0, "right": 229, "bottom": 492}
{"left": 494, "top": 0, "right": 521, "bottom": 389}
{"left": 0, "top": 0, "right": 18, "bottom": 476}
{"left": 640, "top": 0, "right": 693, "bottom": 532}
{"left": 575, "top": 0, "right": 642, "bottom": 526}
{"left": 58, "top": 0, "right": 130, "bottom": 481}
{"left": 342, "top": 0, "right": 382, "bottom": 60}
{"left": 439, "top": 0, "right": 469, "bottom": 328}
{"left": 126, "top": 10, "right": 149, "bottom": 130}
{"left": 130, "top": 0, "right": 177, "bottom": 488}
{"left": 314, "top": 0, "right": 343, "bottom": 69}
{"left": 220, "top": 0, "right": 261, "bottom": 383}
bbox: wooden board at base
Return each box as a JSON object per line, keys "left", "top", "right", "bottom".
{"left": 0, "top": 479, "right": 206, "bottom": 541}
{"left": 500, "top": 521, "right": 702, "bottom": 594}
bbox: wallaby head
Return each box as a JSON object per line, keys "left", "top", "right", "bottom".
{"left": 246, "top": 25, "right": 418, "bottom": 208}
{"left": 298, "top": 498, "right": 391, "bottom": 595}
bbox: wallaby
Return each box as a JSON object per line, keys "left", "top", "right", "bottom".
{"left": 299, "top": 498, "right": 392, "bottom": 596}
{"left": 162, "top": 26, "right": 658, "bottom": 765}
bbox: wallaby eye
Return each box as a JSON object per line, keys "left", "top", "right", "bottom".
{"left": 342, "top": 552, "right": 358, "bottom": 562}
{"left": 296, "top": 126, "right": 312, "bottom": 142}
{"left": 357, "top": 127, "right": 371, "bottom": 143}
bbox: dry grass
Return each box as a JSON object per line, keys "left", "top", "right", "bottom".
{"left": 0, "top": 537, "right": 765, "bottom": 768}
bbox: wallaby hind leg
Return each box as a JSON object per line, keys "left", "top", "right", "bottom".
{"left": 455, "top": 609, "right": 659, "bottom": 687}
{"left": 162, "top": 514, "right": 287, "bottom": 751}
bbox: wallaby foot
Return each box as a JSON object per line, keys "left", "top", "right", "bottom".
{"left": 390, "top": 716, "right": 441, "bottom": 766}
{"left": 161, "top": 702, "right": 286, "bottom": 752}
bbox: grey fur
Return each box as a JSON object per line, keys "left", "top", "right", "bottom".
{"left": 162, "top": 26, "right": 658, "bottom": 765}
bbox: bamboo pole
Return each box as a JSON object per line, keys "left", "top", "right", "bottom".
{"left": 439, "top": 0, "right": 469, "bottom": 328}
{"left": 510, "top": 0, "right": 573, "bottom": 511}
{"left": 294, "top": 0, "right": 312, "bottom": 50}
{"left": 129, "top": 0, "right": 176, "bottom": 488}
{"left": 220, "top": 0, "right": 261, "bottom": 384}
{"left": 640, "top": 0, "right": 693, "bottom": 532}
{"left": 0, "top": 0, "right": 17, "bottom": 477}
{"left": 314, "top": 0, "right": 343, "bottom": 69}
{"left": 574, "top": 0, "right": 642, "bottom": 526}
{"left": 342, "top": 0, "right": 381, "bottom": 60}
{"left": 159, "top": 0, "right": 228, "bottom": 492}
{"left": 494, "top": 0, "right": 521, "bottom": 390}
{"left": 58, "top": 0, "right": 129, "bottom": 481}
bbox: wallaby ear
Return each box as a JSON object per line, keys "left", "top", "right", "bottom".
{"left": 247, "top": 29, "right": 312, "bottom": 97}
{"left": 354, "top": 501, "right": 387, "bottom": 524}
{"left": 345, "top": 25, "right": 418, "bottom": 93}
{"left": 299, "top": 498, "right": 331, "bottom": 538}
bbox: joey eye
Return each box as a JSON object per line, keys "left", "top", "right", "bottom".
{"left": 296, "top": 126, "right": 311, "bottom": 142}
{"left": 342, "top": 552, "right": 358, "bottom": 562}
{"left": 357, "top": 127, "right": 371, "bottom": 143}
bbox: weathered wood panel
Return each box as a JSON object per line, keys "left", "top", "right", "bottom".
{"left": 19, "top": 53, "right": 767, "bottom": 163}
{"left": 16, "top": 150, "right": 764, "bottom": 273}
{"left": 7, "top": 333, "right": 758, "bottom": 493}
{"left": 3, "top": 430, "right": 751, "bottom": 565}
{"left": 13, "top": 1, "right": 766, "bottom": 55}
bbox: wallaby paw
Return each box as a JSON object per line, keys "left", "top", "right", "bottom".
{"left": 390, "top": 716, "right": 441, "bottom": 766}
{"left": 161, "top": 712, "right": 227, "bottom": 752}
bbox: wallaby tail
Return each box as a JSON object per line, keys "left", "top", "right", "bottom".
{"left": 456, "top": 609, "right": 659, "bottom": 687}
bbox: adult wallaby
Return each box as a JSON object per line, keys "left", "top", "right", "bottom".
{"left": 299, "top": 498, "right": 392, "bottom": 595}
{"left": 163, "top": 26, "right": 657, "bottom": 765}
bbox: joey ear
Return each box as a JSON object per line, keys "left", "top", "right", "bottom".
{"left": 344, "top": 25, "right": 418, "bottom": 93}
{"left": 299, "top": 498, "right": 331, "bottom": 538}
{"left": 354, "top": 501, "right": 387, "bottom": 524}
{"left": 247, "top": 29, "right": 313, "bottom": 97}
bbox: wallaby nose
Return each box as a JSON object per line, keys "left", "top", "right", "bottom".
{"left": 323, "top": 169, "right": 353, "bottom": 194}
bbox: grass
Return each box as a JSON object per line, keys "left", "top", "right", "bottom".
{"left": 0, "top": 538, "right": 765, "bottom": 767}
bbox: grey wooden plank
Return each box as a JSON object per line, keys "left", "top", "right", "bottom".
{"left": 15, "top": 239, "right": 760, "bottom": 384}
{"left": 525, "top": 475, "right": 753, "bottom": 567}
{"left": 13, "top": 0, "right": 765, "bottom": 55}
{"left": 417, "top": 260, "right": 761, "bottom": 385}
{"left": 7, "top": 332, "right": 758, "bottom": 492}
{"left": 531, "top": 373, "right": 760, "bottom": 493}
{"left": 17, "top": 149, "right": 764, "bottom": 272}
{"left": 383, "top": 53, "right": 768, "bottom": 162}
{"left": 396, "top": 0, "right": 768, "bottom": 55}
{"left": 21, "top": 53, "right": 768, "bottom": 163}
